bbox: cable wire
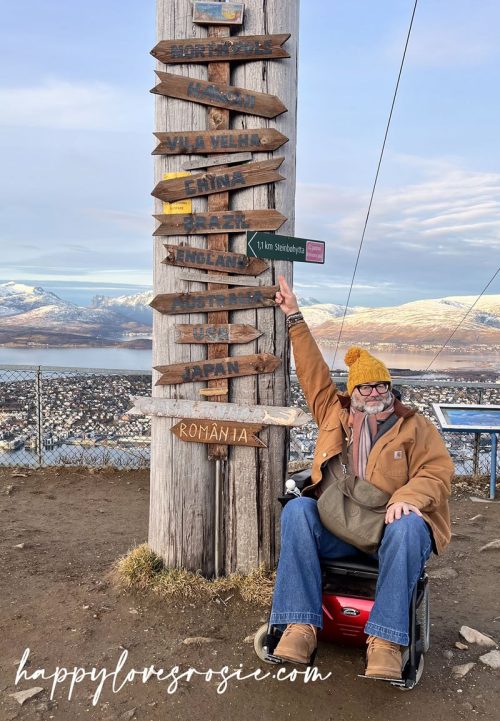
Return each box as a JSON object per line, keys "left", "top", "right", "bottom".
{"left": 424, "top": 266, "right": 500, "bottom": 371}
{"left": 331, "top": 0, "right": 419, "bottom": 369}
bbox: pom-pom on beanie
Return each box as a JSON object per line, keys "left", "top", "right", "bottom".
{"left": 344, "top": 346, "right": 392, "bottom": 396}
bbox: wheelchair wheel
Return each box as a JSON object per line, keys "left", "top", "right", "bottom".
{"left": 254, "top": 623, "right": 276, "bottom": 664}
{"left": 417, "top": 584, "right": 430, "bottom": 653}
{"left": 397, "top": 653, "right": 424, "bottom": 690}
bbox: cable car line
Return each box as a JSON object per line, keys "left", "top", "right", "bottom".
{"left": 424, "top": 266, "right": 500, "bottom": 371}
{"left": 331, "top": 0, "right": 419, "bottom": 369}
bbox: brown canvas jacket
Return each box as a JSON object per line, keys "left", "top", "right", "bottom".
{"left": 290, "top": 320, "right": 454, "bottom": 554}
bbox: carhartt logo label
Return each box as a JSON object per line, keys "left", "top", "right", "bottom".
{"left": 394, "top": 450, "right": 403, "bottom": 460}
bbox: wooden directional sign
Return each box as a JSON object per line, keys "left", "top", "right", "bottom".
{"left": 151, "top": 72, "right": 287, "bottom": 118}
{"left": 181, "top": 152, "right": 252, "bottom": 172}
{"left": 129, "top": 396, "right": 312, "bottom": 427}
{"left": 154, "top": 209, "right": 286, "bottom": 236}
{"left": 162, "top": 244, "right": 269, "bottom": 275}
{"left": 151, "top": 34, "right": 290, "bottom": 64}
{"left": 150, "top": 286, "right": 279, "bottom": 314}
{"left": 193, "top": 2, "right": 244, "bottom": 25}
{"left": 152, "top": 158, "right": 284, "bottom": 203}
{"left": 171, "top": 420, "right": 266, "bottom": 448}
{"left": 153, "top": 128, "right": 288, "bottom": 156}
{"left": 174, "top": 323, "right": 262, "bottom": 344}
{"left": 247, "top": 231, "right": 326, "bottom": 264}
{"left": 154, "top": 352, "right": 280, "bottom": 385}
{"left": 177, "top": 269, "right": 261, "bottom": 286}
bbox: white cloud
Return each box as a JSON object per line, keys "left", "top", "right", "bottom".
{"left": 0, "top": 79, "right": 147, "bottom": 131}
{"left": 296, "top": 158, "right": 500, "bottom": 256}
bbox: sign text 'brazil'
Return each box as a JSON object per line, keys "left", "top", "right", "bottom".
{"left": 246, "top": 232, "right": 325, "bottom": 264}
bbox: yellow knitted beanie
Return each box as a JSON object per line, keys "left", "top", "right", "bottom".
{"left": 344, "top": 346, "right": 391, "bottom": 396}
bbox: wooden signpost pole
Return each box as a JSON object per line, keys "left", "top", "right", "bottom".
{"left": 151, "top": 0, "right": 299, "bottom": 577}
{"left": 206, "top": 18, "right": 231, "bottom": 461}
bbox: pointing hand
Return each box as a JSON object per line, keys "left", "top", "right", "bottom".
{"left": 275, "top": 275, "right": 300, "bottom": 317}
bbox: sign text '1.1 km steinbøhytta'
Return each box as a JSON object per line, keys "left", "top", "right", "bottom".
{"left": 246, "top": 232, "right": 325, "bottom": 264}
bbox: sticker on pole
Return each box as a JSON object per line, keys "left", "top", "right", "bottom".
{"left": 246, "top": 232, "right": 325, "bottom": 264}
{"left": 162, "top": 172, "right": 192, "bottom": 214}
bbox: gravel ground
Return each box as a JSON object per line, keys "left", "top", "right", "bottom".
{"left": 0, "top": 467, "right": 499, "bottom": 721}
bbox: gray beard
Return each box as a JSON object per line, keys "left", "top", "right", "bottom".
{"left": 351, "top": 391, "right": 394, "bottom": 415}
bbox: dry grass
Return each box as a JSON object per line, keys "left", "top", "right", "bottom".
{"left": 111, "top": 543, "right": 275, "bottom": 607}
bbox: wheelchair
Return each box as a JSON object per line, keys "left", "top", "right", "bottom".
{"left": 253, "top": 470, "right": 430, "bottom": 690}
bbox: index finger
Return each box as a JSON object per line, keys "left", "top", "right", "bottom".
{"left": 278, "top": 275, "right": 292, "bottom": 295}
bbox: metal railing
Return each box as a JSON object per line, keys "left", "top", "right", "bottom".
{"left": 0, "top": 365, "right": 498, "bottom": 476}
{"left": 0, "top": 366, "right": 151, "bottom": 469}
{"left": 289, "top": 376, "right": 500, "bottom": 479}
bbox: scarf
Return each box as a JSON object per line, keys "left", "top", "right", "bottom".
{"left": 348, "top": 394, "right": 395, "bottom": 480}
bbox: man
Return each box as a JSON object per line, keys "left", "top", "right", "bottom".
{"left": 271, "top": 276, "right": 454, "bottom": 679}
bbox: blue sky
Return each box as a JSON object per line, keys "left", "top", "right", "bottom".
{"left": 1, "top": 0, "right": 499, "bottom": 306}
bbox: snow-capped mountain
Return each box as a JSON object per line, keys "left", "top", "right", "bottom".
{"left": 0, "top": 282, "right": 67, "bottom": 317}
{"left": 312, "top": 295, "right": 500, "bottom": 347}
{"left": 1, "top": 282, "right": 498, "bottom": 351}
{"left": 91, "top": 291, "right": 154, "bottom": 324}
{"left": 296, "top": 295, "right": 322, "bottom": 306}
{"left": 300, "top": 302, "right": 365, "bottom": 328}
{"left": 0, "top": 282, "right": 150, "bottom": 346}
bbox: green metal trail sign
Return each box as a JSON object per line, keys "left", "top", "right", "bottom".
{"left": 246, "top": 231, "right": 325, "bottom": 264}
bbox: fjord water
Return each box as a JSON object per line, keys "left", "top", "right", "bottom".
{"left": 0, "top": 346, "right": 497, "bottom": 373}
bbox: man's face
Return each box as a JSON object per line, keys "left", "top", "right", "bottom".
{"left": 351, "top": 382, "right": 392, "bottom": 415}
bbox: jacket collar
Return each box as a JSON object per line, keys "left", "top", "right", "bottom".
{"left": 338, "top": 393, "right": 415, "bottom": 419}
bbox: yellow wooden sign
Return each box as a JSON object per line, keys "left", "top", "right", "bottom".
{"left": 162, "top": 172, "right": 192, "bottom": 214}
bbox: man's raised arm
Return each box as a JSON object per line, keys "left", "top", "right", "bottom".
{"left": 276, "top": 276, "right": 339, "bottom": 427}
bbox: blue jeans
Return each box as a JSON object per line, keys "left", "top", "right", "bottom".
{"left": 269, "top": 497, "right": 432, "bottom": 646}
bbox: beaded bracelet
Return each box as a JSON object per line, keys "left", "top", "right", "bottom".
{"left": 286, "top": 311, "right": 304, "bottom": 330}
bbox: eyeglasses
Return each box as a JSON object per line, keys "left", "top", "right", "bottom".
{"left": 356, "top": 382, "right": 390, "bottom": 396}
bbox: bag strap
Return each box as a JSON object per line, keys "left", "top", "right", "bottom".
{"left": 340, "top": 434, "right": 390, "bottom": 510}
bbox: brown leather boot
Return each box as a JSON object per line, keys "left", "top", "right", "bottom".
{"left": 273, "top": 624, "right": 317, "bottom": 664}
{"left": 365, "top": 635, "right": 402, "bottom": 679}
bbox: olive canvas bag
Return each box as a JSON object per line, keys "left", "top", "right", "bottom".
{"left": 317, "top": 440, "right": 390, "bottom": 554}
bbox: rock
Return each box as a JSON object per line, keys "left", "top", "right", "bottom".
{"left": 428, "top": 567, "right": 458, "bottom": 580}
{"left": 479, "top": 650, "right": 500, "bottom": 669}
{"left": 455, "top": 641, "right": 469, "bottom": 650}
{"left": 443, "top": 649, "right": 454, "bottom": 659}
{"left": 469, "top": 514, "right": 484, "bottom": 523}
{"left": 243, "top": 635, "right": 255, "bottom": 644}
{"left": 459, "top": 626, "right": 497, "bottom": 648}
{"left": 452, "top": 663, "right": 475, "bottom": 678}
{"left": 480, "top": 540, "right": 500, "bottom": 552}
{"left": 14, "top": 543, "right": 25, "bottom": 549}
{"left": 3, "top": 484, "right": 15, "bottom": 495}
{"left": 11, "top": 472, "right": 28, "bottom": 478}
{"left": 9, "top": 687, "right": 44, "bottom": 705}
{"left": 182, "top": 636, "right": 215, "bottom": 645}
{"left": 120, "top": 709, "right": 137, "bottom": 720}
